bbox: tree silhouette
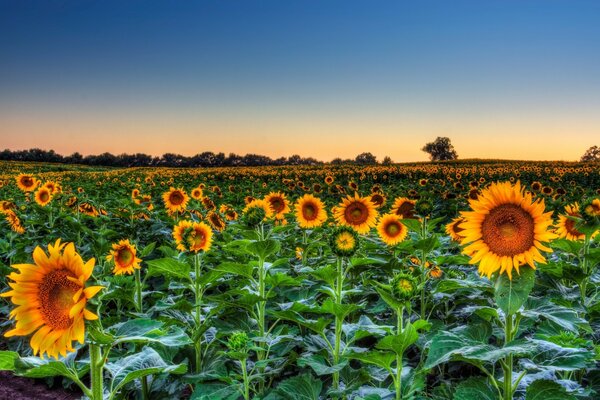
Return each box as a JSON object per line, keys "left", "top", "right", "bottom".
{"left": 581, "top": 146, "right": 600, "bottom": 162}
{"left": 421, "top": 137, "right": 458, "bottom": 161}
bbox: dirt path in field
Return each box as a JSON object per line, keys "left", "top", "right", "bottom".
{"left": 0, "top": 372, "right": 81, "bottom": 400}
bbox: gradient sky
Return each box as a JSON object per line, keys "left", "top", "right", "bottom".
{"left": 1, "top": 0, "right": 599, "bottom": 162}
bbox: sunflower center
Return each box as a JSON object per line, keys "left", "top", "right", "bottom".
{"left": 22, "top": 177, "right": 33, "bottom": 187}
{"left": 270, "top": 198, "right": 284, "bottom": 213}
{"left": 385, "top": 222, "right": 401, "bottom": 237}
{"left": 396, "top": 202, "right": 415, "bottom": 218}
{"left": 190, "top": 231, "right": 206, "bottom": 248}
{"left": 116, "top": 247, "right": 134, "bottom": 266}
{"left": 170, "top": 191, "right": 184, "bottom": 205}
{"left": 38, "top": 269, "right": 81, "bottom": 330}
{"left": 481, "top": 203, "right": 534, "bottom": 256}
{"left": 39, "top": 191, "right": 49, "bottom": 202}
{"left": 345, "top": 202, "right": 368, "bottom": 224}
{"left": 302, "top": 203, "right": 317, "bottom": 220}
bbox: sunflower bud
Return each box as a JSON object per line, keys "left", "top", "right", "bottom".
{"left": 227, "top": 331, "right": 250, "bottom": 353}
{"left": 391, "top": 272, "right": 417, "bottom": 302}
{"left": 330, "top": 226, "right": 359, "bottom": 257}
{"left": 415, "top": 198, "right": 433, "bottom": 217}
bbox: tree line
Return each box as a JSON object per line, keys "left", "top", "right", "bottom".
{"left": 0, "top": 148, "right": 397, "bottom": 168}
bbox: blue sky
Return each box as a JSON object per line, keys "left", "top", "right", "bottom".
{"left": 1, "top": 0, "right": 599, "bottom": 161}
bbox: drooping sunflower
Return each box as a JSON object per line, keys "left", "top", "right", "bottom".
{"left": 43, "top": 181, "right": 60, "bottom": 195}
{"left": 334, "top": 193, "right": 378, "bottom": 234}
{"left": 173, "top": 220, "right": 213, "bottom": 253}
{"left": 106, "top": 239, "right": 142, "bottom": 275}
{"left": 264, "top": 192, "right": 290, "bottom": 219}
{"left": 162, "top": 187, "right": 189, "bottom": 214}
{"left": 16, "top": 174, "right": 39, "bottom": 192}
{"left": 583, "top": 198, "right": 600, "bottom": 218}
{"left": 376, "top": 214, "right": 408, "bottom": 246}
{"left": 445, "top": 217, "right": 466, "bottom": 242}
{"left": 459, "top": 181, "right": 556, "bottom": 279}
{"left": 390, "top": 197, "right": 416, "bottom": 219}
{"left": 556, "top": 203, "right": 586, "bottom": 241}
{"left": 243, "top": 199, "right": 274, "bottom": 226}
{"left": 369, "top": 193, "right": 386, "bottom": 208}
{"left": 207, "top": 211, "right": 226, "bottom": 232}
{"left": 295, "top": 194, "right": 328, "bottom": 229}
{"left": 34, "top": 187, "right": 53, "bottom": 207}
{"left": 330, "top": 226, "right": 359, "bottom": 257}
{"left": 4, "top": 210, "right": 25, "bottom": 234}
{"left": 1, "top": 240, "right": 102, "bottom": 358}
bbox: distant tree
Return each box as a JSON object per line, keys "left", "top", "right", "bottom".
{"left": 355, "top": 152, "right": 378, "bottom": 165}
{"left": 581, "top": 146, "right": 600, "bottom": 162}
{"left": 381, "top": 156, "right": 393, "bottom": 165}
{"left": 421, "top": 137, "right": 458, "bottom": 161}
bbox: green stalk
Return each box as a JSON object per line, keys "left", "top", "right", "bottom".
{"left": 332, "top": 257, "right": 344, "bottom": 394}
{"left": 194, "top": 253, "right": 203, "bottom": 373}
{"left": 580, "top": 234, "right": 591, "bottom": 307}
{"left": 89, "top": 343, "right": 104, "bottom": 400}
{"left": 395, "top": 306, "right": 404, "bottom": 400}
{"left": 134, "top": 268, "right": 150, "bottom": 399}
{"left": 503, "top": 313, "right": 514, "bottom": 400}
{"left": 241, "top": 358, "right": 250, "bottom": 400}
{"left": 419, "top": 217, "right": 428, "bottom": 320}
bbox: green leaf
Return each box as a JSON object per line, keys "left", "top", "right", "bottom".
{"left": 15, "top": 357, "right": 77, "bottom": 378}
{"left": 273, "top": 373, "right": 323, "bottom": 400}
{"left": 107, "top": 347, "right": 187, "bottom": 393}
{"left": 245, "top": 239, "right": 281, "bottom": 259}
{"left": 0, "top": 351, "right": 18, "bottom": 371}
{"left": 525, "top": 379, "right": 576, "bottom": 400}
{"left": 523, "top": 339, "right": 594, "bottom": 371}
{"left": 376, "top": 287, "right": 406, "bottom": 311}
{"left": 321, "top": 298, "right": 360, "bottom": 321}
{"left": 110, "top": 318, "right": 163, "bottom": 337}
{"left": 400, "top": 219, "right": 422, "bottom": 233}
{"left": 453, "top": 378, "right": 497, "bottom": 400}
{"left": 297, "top": 354, "right": 347, "bottom": 376}
{"left": 191, "top": 383, "right": 240, "bottom": 400}
{"left": 346, "top": 351, "right": 395, "bottom": 370}
{"left": 413, "top": 235, "right": 440, "bottom": 253}
{"left": 214, "top": 262, "right": 254, "bottom": 279}
{"left": 140, "top": 242, "right": 156, "bottom": 257}
{"left": 350, "top": 257, "right": 387, "bottom": 267}
{"left": 376, "top": 323, "right": 418, "bottom": 356}
{"left": 523, "top": 299, "right": 590, "bottom": 333}
{"left": 494, "top": 266, "right": 535, "bottom": 315}
{"left": 146, "top": 257, "right": 191, "bottom": 281}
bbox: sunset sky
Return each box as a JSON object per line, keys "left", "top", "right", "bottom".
{"left": 1, "top": 0, "right": 599, "bottom": 162}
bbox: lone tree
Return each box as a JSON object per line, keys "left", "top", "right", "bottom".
{"left": 355, "top": 152, "right": 378, "bottom": 165}
{"left": 422, "top": 137, "right": 458, "bottom": 161}
{"left": 581, "top": 146, "right": 600, "bottom": 162}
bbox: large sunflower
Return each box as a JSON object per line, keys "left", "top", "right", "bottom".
{"left": 377, "top": 214, "right": 408, "bottom": 246}
{"left": 173, "top": 220, "right": 213, "bottom": 253}
{"left": 295, "top": 194, "right": 327, "bottom": 229}
{"left": 16, "top": 174, "right": 39, "bottom": 192}
{"left": 334, "top": 193, "right": 378, "bottom": 234}
{"left": 264, "top": 192, "right": 290, "bottom": 219}
{"left": 390, "top": 197, "right": 417, "bottom": 219}
{"left": 34, "top": 187, "right": 53, "bottom": 207}
{"left": 1, "top": 240, "right": 102, "bottom": 358}
{"left": 106, "top": 239, "right": 142, "bottom": 275}
{"left": 459, "top": 181, "right": 555, "bottom": 279}
{"left": 162, "top": 187, "right": 189, "bottom": 214}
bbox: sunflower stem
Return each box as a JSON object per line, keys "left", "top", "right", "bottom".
{"left": 134, "top": 268, "right": 143, "bottom": 313}
{"left": 194, "top": 253, "right": 203, "bottom": 373}
{"left": 395, "top": 305, "right": 404, "bottom": 400}
{"left": 503, "top": 313, "right": 514, "bottom": 400}
{"left": 332, "top": 257, "right": 345, "bottom": 397}
{"left": 89, "top": 343, "right": 104, "bottom": 400}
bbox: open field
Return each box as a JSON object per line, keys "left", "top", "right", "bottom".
{"left": 1, "top": 159, "right": 599, "bottom": 400}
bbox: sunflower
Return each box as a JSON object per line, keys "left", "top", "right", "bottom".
{"left": 34, "top": 187, "right": 53, "bottom": 207}
{"left": 207, "top": 211, "right": 226, "bottom": 232}
{"left": 173, "top": 220, "right": 213, "bottom": 253}
{"left": 1, "top": 240, "right": 102, "bottom": 358}
{"left": 243, "top": 199, "right": 274, "bottom": 225}
{"left": 330, "top": 226, "right": 359, "bottom": 257}
{"left": 106, "top": 239, "right": 142, "bottom": 275}
{"left": 325, "top": 175, "right": 334, "bottom": 185}
{"left": 370, "top": 193, "right": 386, "bottom": 208}
{"left": 459, "top": 181, "right": 556, "bottom": 279}
{"left": 390, "top": 197, "right": 416, "bottom": 219}
{"left": 131, "top": 188, "right": 140, "bottom": 199}
{"left": 16, "top": 174, "right": 39, "bottom": 192}
{"left": 43, "top": 181, "right": 60, "bottom": 195}
{"left": 555, "top": 203, "right": 586, "bottom": 241}
{"left": 429, "top": 266, "right": 443, "bottom": 279}
{"left": 264, "top": 192, "right": 290, "bottom": 219}
{"left": 445, "top": 217, "right": 466, "bottom": 242}
{"left": 377, "top": 214, "right": 408, "bottom": 246}
{"left": 391, "top": 272, "right": 417, "bottom": 301}
{"left": 4, "top": 210, "right": 25, "bottom": 234}
{"left": 162, "top": 187, "right": 189, "bottom": 214}
{"left": 191, "top": 187, "right": 203, "bottom": 200}
{"left": 334, "top": 193, "right": 378, "bottom": 234}
{"left": 583, "top": 199, "right": 600, "bottom": 218}
{"left": 295, "top": 194, "right": 327, "bottom": 229}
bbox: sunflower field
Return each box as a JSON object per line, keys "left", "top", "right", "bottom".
{"left": 1, "top": 159, "right": 600, "bottom": 400}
